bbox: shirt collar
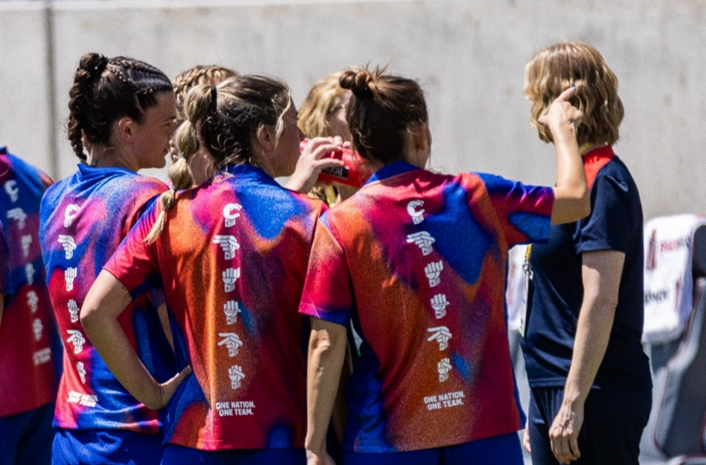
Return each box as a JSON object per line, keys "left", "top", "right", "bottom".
{"left": 365, "top": 161, "right": 420, "bottom": 185}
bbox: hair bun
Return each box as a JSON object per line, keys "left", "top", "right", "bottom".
{"left": 340, "top": 69, "right": 374, "bottom": 99}
{"left": 79, "top": 53, "right": 109, "bottom": 76}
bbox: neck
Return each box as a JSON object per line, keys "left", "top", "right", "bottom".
{"left": 88, "top": 145, "right": 139, "bottom": 172}
{"left": 579, "top": 141, "right": 609, "bottom": 156}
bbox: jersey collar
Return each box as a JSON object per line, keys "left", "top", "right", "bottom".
{"left": 365, "top": 161, "right": 420, "bottom": 186}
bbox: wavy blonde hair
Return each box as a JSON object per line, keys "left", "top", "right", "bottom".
{"left": 144, "top": 75, "right": 291, "bottom": 244}
{"left": 524, "top": 41, "right": 624, "bottom": 146}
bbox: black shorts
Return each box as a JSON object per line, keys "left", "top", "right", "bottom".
{"left": 528, "top": 387, "right": 651, "bottom": 465}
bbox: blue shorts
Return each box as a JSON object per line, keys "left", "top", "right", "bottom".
{"left": 52, "top": 429, "right": 163, "bottom": 465}
{"left": 342, "top": 432, "right": 523, "bottom": 465}
{"left": 0, "top": 402, "right": 54, "bottom": 465}
{"left": 161, "top": 444, "right": 306, "bottom": 465}
{"left": 528, "top": 387, "right": 651, "bottom": 465}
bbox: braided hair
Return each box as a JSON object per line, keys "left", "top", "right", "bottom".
{"left": 67, "top": 53, "right": 173, "bottom": 161}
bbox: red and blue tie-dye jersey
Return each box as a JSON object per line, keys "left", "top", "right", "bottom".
{"left": 0, "top": 226, "right": 9, "bottom": 298}
{"left": 0, "top": 148, "right": 60, "bottom": 418}
{"left": 39, "top": 164, "right": 175, "bottom": 432}
{"left": 299, "top": 161, "right": 554, "bottom": 453}
{"left": 104, "top": 164, "right": 326, "bottom": 451}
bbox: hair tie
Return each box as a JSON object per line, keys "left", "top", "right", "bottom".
{"left": 94, "top": 55, "right": 109, "bottom": 74}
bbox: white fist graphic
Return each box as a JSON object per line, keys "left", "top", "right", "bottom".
{"left": 68, "top": 299, "right": 80, "bottom": 323}
{"left": 77, "top": 361, "right": 87, "bottom": 384}
{"left": 222, "top": 268, "right": 240, "bottom": 292}
{"left": 26, "top": 290, "right": 39, "bottom": 314}
{"left": 32, "top": 318, "right": 44, "bottom": 341}
{"left": 228, "top": 365, "right": 245, "bottom": 389}
{"left": 424, "top": 261, "right": 443, "bottom": 287}
{"left": 431, "top": 294, "right": 449, "bottom": 319}
{"left": 25, "top": 263, "right": 36, "bottom": 285}
{"left": 224, "top": 301, "right": 241, "bottom": 325}
{"left": 21, "top": 234, "right": 32, "bottom": 258}
{"left": 438, "top": 357, "right": 452, "bottom": 382}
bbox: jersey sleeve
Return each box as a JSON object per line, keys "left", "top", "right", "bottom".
{"left": 299, "top": 214, "right": 355, "bottom": 326}
{"left": 473, "top": 172, "right": 555, "bottom": 246}
{"left": 574, "top": 173, "right": 631, "bottom": 254}
{"left": 123, "top": 179, "right": 167, "bottom": 236}
{"left": 104, "top": 203, "right": 161, "bottom": 297}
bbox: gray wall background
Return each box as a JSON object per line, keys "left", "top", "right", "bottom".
{"left": 1, "top": 0, "right": 704, "bottom": 220}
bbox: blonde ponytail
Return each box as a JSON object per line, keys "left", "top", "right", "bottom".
{"left": 143, "top": 85, "right": 213, "bottom": 244}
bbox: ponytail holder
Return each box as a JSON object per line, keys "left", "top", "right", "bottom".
{"left": 169, "top": 185, "right": 177, "bottom": 193}
{"left": 94, "top": 55, "right": 109, "bottom": 74}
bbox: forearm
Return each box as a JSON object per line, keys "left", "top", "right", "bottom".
{"left": 83, "top": 311, "right": 165, "bottom": 408}
{"left": 81, "top": 271, "right": 164, "bottom": 409}
{"left": 551, "top": 123, "right": 589, "bottom": 224}
{"left": 563, "top": 298, "right": 616, "bottom": 406}
{"left": 306, "top": 318, "right": 348, "bottom": 452}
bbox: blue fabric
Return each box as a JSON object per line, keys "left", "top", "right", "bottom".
{"left": 521, "top": 156, "right": 652, "bottom": 390}
{"left": 0, "top": 402, "right": 54, "bottom": 465}
{"left": 342, "top": 433, "right": 523, "bottom": 465}
{"left": 51, "top": 429, "right": 163, "bottom": 465}
{"left": 528, "top": 387, "right": 651, "bottom": 465}
{"left": 160, "top": 445, "right": 305, "bottom": 465}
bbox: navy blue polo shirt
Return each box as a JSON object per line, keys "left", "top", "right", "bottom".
{"left": 520, "top": 146, "right": 652, "bottom": 391}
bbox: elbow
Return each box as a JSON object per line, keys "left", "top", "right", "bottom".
{"left": 309, "top": 323, "right": 347, "bottom": 361}
{"left": 79, "top": 300, "right": 101, "bottom": 334}
{"left": 565, "top": 188, "right": 591, "bottom": 223}
{"left": 576, "top": 189, "right": 591, "bottom": 219}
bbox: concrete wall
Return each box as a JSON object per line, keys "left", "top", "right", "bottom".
{"left": 1, "top": 0, "right": 705, "bottom": 220}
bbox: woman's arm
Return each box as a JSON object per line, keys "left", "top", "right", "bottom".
{"left": 286, "top": 137, "right": 345, "bottom": 193}
{"left": 548, "top": 250, "right": 625, "bottom": 464}
{"left": 81, "top": 270, "right": 190, "bottom": 409}
{"left": 306, "top": 316, "right": 348, "bottom": 465}
{"left": 540, "top": 87, "right": 591, "bottom": 225}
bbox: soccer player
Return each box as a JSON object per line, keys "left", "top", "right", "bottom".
{"left": 80, "top": 75, "right": 344, "bottom": 464}
{"left": 300, "top": 67, "right": 589, "bottom": 465}
{"left": 0, "top": 149, "right": 60, "bottom": 465}
{"left": 39, "top": 53, "right": 181, "bottom": 465}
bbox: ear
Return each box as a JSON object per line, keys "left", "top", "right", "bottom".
{"left": 410, "top": 122, "right": 431, "bottom": 153}
{"left": 116, "top": 117, "right": 137, "bottom": 144}
{"left": 255, "top": 125, "right": 275, "bottom": 152}
{"left": 81, "top": 131, "right": 93, "bottom": 155}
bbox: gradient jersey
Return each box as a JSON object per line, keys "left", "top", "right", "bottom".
{"left": 40, "top": 164, "right": 175, "bottom": 432}
{"left": 0, "top": 149, "right": 60, "bottom": 417}
{"left": 300, "top": 162, "right": 554, "bottom": 453}
{"left": 104, "top": 164, "right": 326, "bottom": 451}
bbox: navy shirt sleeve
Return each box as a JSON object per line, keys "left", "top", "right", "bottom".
{"left": 574, "top": 173, "right": 632, "bottom": 255}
